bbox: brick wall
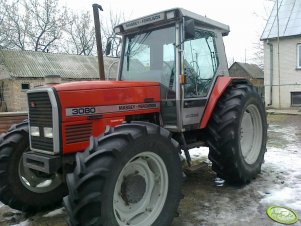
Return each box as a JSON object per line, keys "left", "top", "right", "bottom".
{"left": 1, "top": 79, "right": 12, "bottom": 112}
{"left": 1, "top": 78, "right": 104, "bottom": 112}
{"left": 1, "top": 78, "right": 45, "bottom": 112}
{"left": 0, "top": 112, "right": 27, "bottom": 134}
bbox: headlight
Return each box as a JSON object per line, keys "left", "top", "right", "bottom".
{"left": 30, "top": 126, "right": 40, "bottom": 137}
{"left": 166, "top": 11, "right": 175, "bottom": 19}
{"left": 43, "top": 127, "right": 53, "bottom": 138}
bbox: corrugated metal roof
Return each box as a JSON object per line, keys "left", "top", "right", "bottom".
{"left": 261, "top": 0, "right": 301, "bottom": 40}
{"left": 0, "top": 49, "right": 119, "bottom": 80}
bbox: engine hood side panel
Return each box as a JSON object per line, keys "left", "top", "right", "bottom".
{"left": 54, "top": 82, "right": 161, "bottom": 154}
{"left": 56, "top": 84, "right": 161, "bottom": 123}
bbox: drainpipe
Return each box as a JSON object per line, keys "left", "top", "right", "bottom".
{"left": 276, "top": 0, "right": 281, "bottom": 109}
{"left": 267, "top": 41, "right": 273, "bottom": 106}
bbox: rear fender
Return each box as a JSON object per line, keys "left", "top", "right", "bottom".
{"left": 200, "top": 77, "right": 250, "bottom": 129}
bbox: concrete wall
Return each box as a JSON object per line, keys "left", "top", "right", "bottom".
{"left": 264, "top": 36, "right": 301, "bottom": 108}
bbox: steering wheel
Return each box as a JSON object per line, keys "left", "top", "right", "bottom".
{"left": 197, "top": 78, "right": 212, "bottom": 96}
{"left": 184, "top": 66, "right": 199, "bottom": 97}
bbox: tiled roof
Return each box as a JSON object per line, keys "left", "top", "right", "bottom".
{"left": 261, "top": 0, "right": 301, "bottom": 40}
{"left": 230, "top": 62, "right": 264, "bottom": 79}
{"left": 0, "top": 49, "right": 119, "bottom": 80}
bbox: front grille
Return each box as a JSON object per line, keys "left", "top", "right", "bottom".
{"left": 66, "top": 123, "right": 92, "bottom": 144}
{"left": 28, "top": 92, "right": 52, "bottom": 127}
{"left": 28, "top": 91, "right": 54, "bottom": 152}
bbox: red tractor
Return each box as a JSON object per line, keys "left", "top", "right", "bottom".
{"left": 0, "top": 6, "right": 267, "bottom": 226}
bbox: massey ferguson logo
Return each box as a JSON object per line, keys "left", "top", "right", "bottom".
{"left": 119, "top": 105, "right": 135, "bottom": 110}
{"left": 66, "top": 102, "right": 160, "bottom": 117}
{"left": 123, "top": 13, "right": 164, "bottom": 30}
{"left": 118, "top": 103, "right": 157, "bottom": 111}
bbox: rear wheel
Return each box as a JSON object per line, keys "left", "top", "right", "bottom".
{"left": 64, "top": 122, "right": 182, "bottom": 226}
{"left": 0, "top": 122, "right": 67, "bottom": 212}
{"left": 207, "top": 82, "right": 267, "bottom": 184}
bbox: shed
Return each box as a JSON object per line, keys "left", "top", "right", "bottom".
{"left": 229, "top": 62, "right": 264, "bottom": 86}
{"left": 0, "top": 49, "right": 119, "bottom": 112}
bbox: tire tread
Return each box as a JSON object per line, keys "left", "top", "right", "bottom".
{"left": 206, "top": 82, "right": 267, "bottom": 184}
{"left": 64, "top": 121, "right": 182, "bottom": 226}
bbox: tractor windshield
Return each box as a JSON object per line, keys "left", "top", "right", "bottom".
{"left": 120, "top": 26, "right": 176, "bottom": 90}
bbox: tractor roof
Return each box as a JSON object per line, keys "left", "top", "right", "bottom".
{"left": 115, "top": 8, "right": 230, "bottom": 36}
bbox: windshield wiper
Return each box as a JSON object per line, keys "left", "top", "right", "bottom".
{"left": 126, "top": 38, "right": 132, "bottom": 71}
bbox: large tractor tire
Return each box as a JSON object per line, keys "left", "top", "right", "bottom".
{"left": 0, "top": 121, "right": 67, "bottom": 212}
{"left": 64, "top": 122, "right": 182, "bottom": 226}
{"left": 207, "top": 82, "right": 267, "bottom": 184}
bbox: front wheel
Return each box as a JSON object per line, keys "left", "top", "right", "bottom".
{"left": 0, "top": 122, "right": 67, "bottom": 212}
{"left": 206, "top": 81, "right": 267, "bottom": 184}
{"left": 64, "top": 122, "right": 182, "bottom": 226}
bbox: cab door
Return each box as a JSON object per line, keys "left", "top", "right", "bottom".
{"left": 182, "top": 28, "right": 219, "bottom": 127}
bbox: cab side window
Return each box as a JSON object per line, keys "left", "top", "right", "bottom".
{"left": 183, "top": 29, "right": 219, "bottom": 98}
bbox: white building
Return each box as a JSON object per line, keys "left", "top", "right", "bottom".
{"left": 261, "top": 0, "right": 301, "bottom": 108}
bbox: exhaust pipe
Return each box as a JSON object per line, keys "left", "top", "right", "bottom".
{"left": 92, "top": 4, "right": 105, "bottom": 80}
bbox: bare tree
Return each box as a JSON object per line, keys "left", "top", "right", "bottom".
{"left": 101, "top": 10, "right": 126, "bottom": 57}
{"left": 0, "top": 0, "right": 8, "bottom": 48}
{"left": 0, "top": 0, "right": 67, "bottom": 52}
{"left": 252, "top": 40, "right": 264, "bottom": 69}
{"left": 64, "top": 11, "right": 96, "bottom": 55}
{"left": 251, "top": 0, "right": 275, "bottom": 68}
{"left": 24, "top": 0, "right": 67, "bottom": 52}
{"left": 0, "top": 1, "right": 126, "bottom": 56}
{"left": 0, "top": 0, "right": 31, "bottom": 50}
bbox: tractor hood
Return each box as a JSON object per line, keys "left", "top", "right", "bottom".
{"left": 53, "top": 80, "right": 160, "bottom": 91}
{"left": 52, "top": 80, "right": 161, "bottom": 123}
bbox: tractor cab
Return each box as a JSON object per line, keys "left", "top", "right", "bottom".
{"left": 111, "top": 8, "right": 230, "bottom": 131}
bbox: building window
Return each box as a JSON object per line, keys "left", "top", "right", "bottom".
{"left": 291, "top": 92, "right": 301, "bottom": 106}
{"left": 21, "top": 83, "right": 30, "bottom": 91}
{"left": 297, "top": 43, "right": 301, "bottom": 69}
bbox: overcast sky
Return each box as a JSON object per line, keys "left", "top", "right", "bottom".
{"left": 61, "top": 0, "right": 274, "bottom": 65}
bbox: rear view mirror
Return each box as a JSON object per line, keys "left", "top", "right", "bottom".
{"left": 184, "top": 19, "right": 195, "bottom": 40}
{"left": 104, "top": 36, "right": 122, "bottom": 57}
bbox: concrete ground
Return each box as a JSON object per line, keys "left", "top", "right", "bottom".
{"left": 266, "top": 108, "right": 301, "bottom": 116}
{"left": 0, "top": 114, "right": 301, "bottom": 226}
